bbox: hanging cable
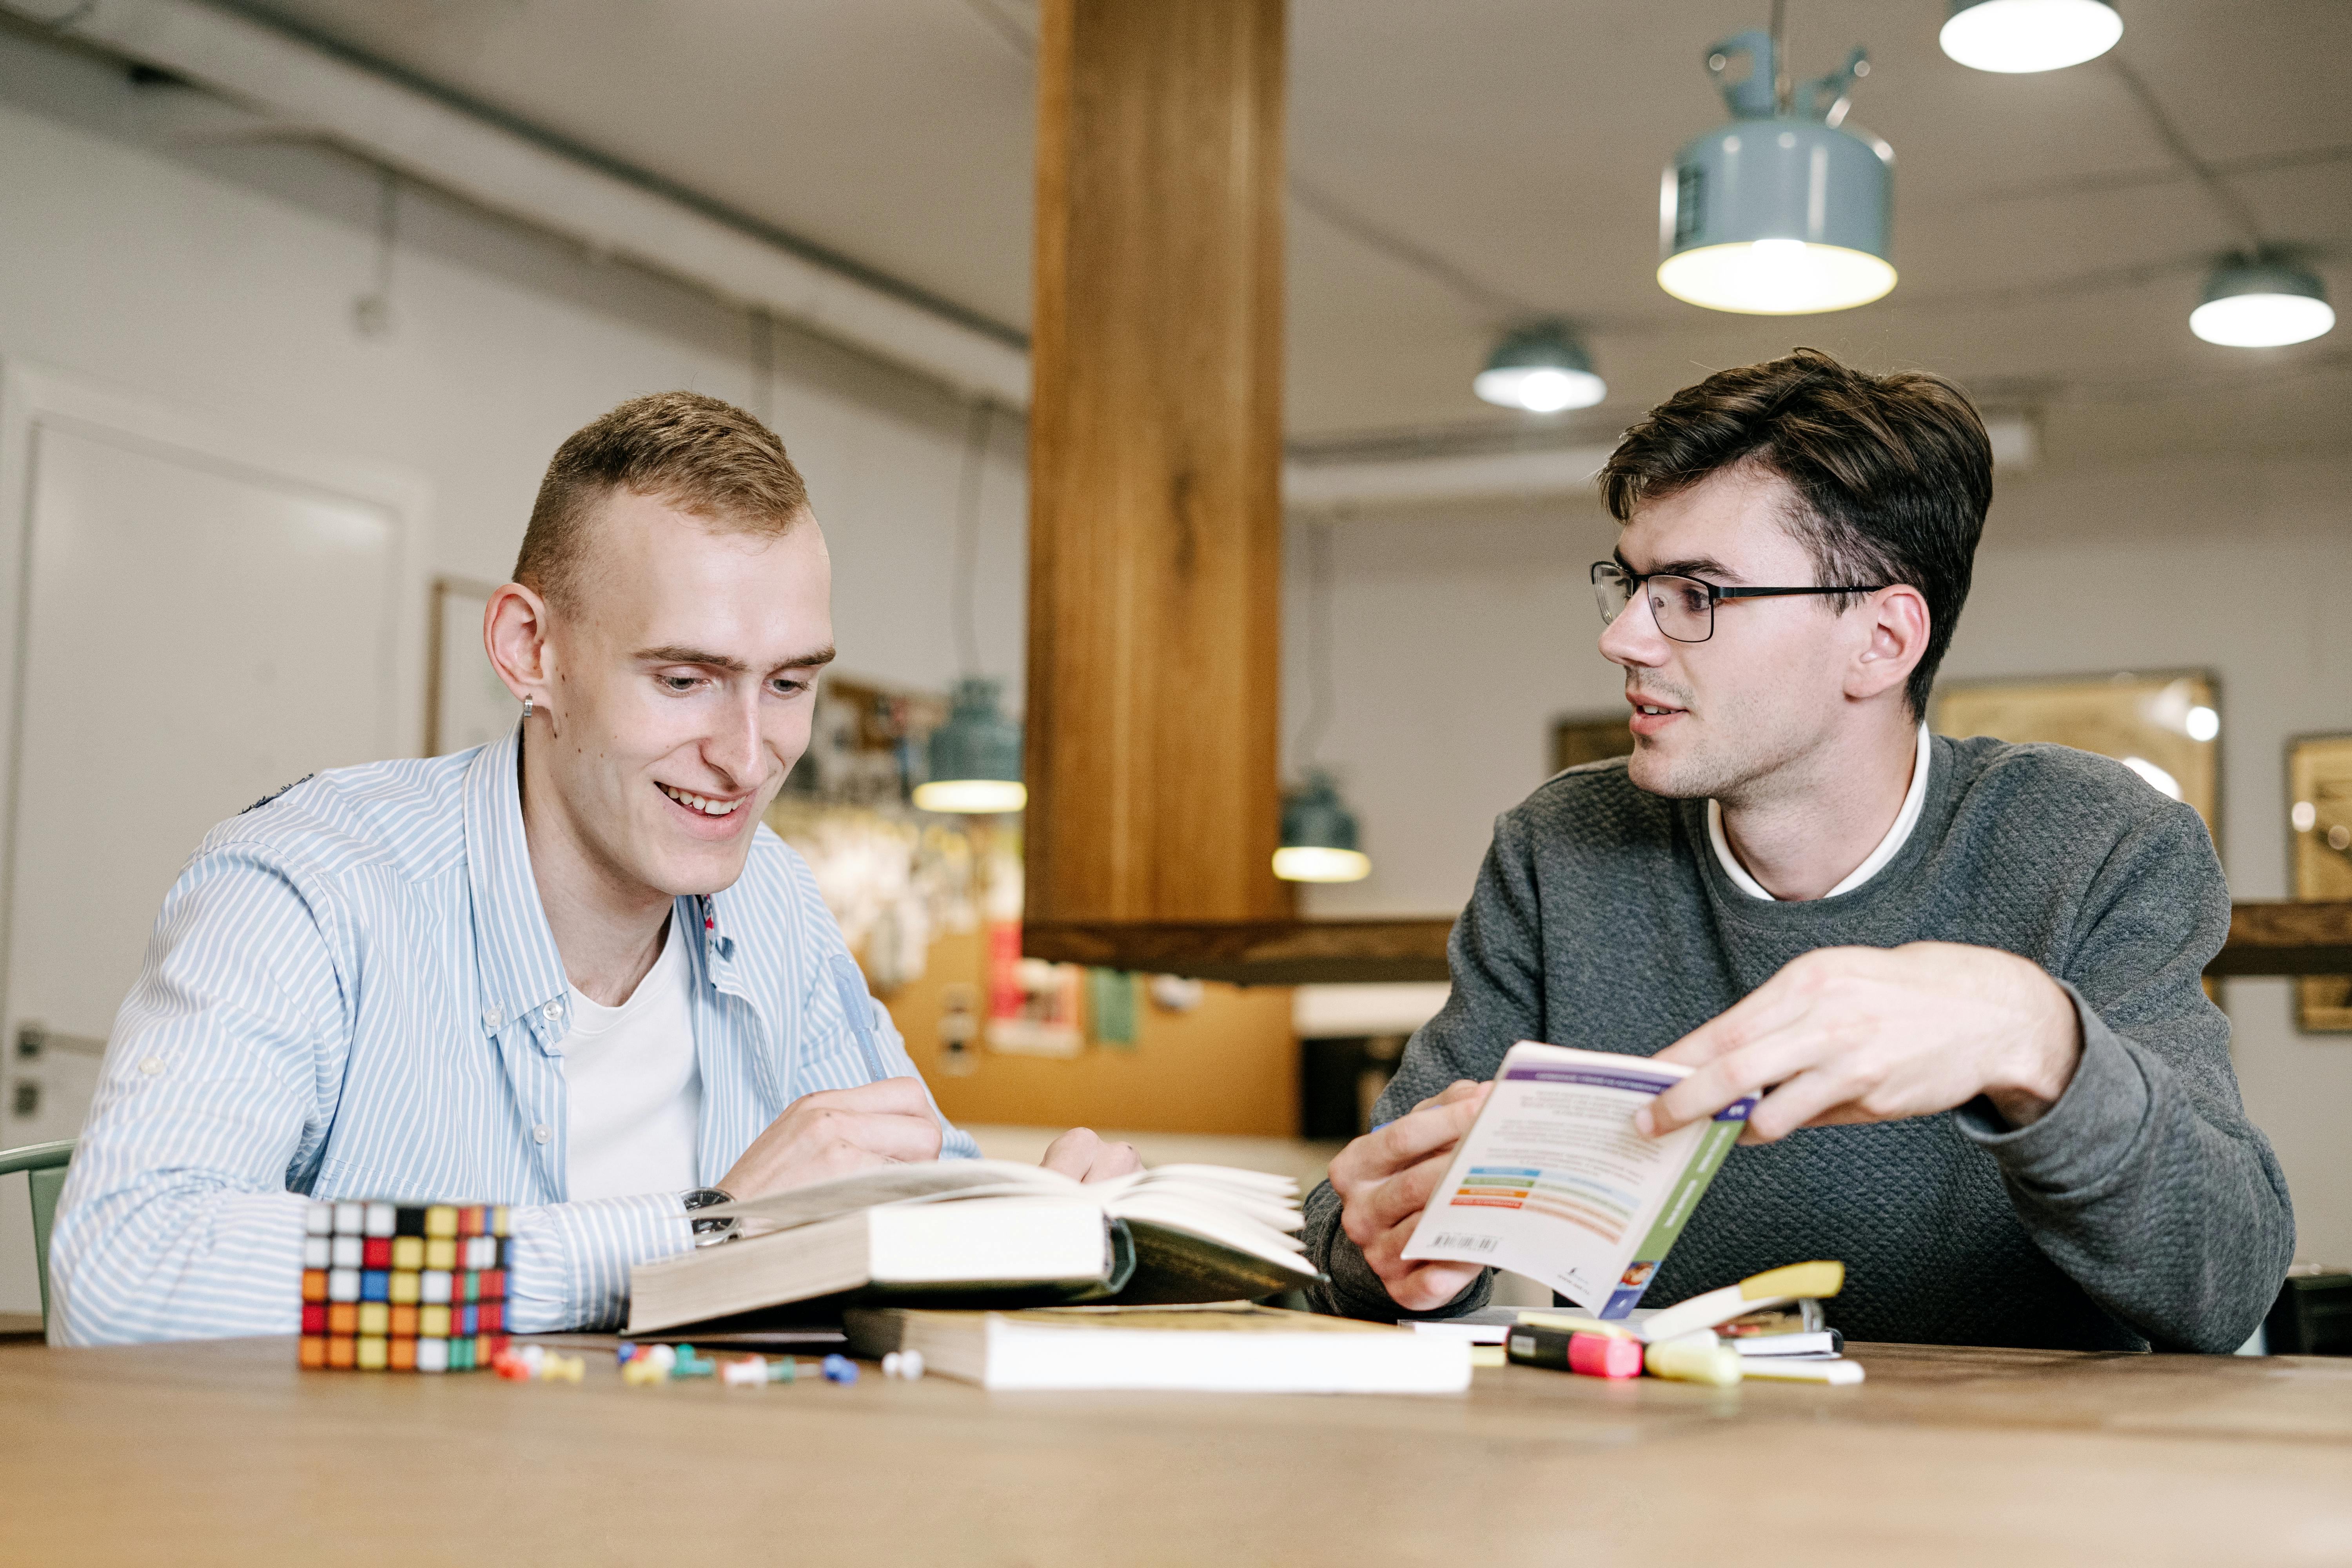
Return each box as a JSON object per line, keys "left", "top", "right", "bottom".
{"left": 1291, "top": 517, "right": 1338, "bottom": 768}
{"left": 748, "top": 307, "right": 775, "bottom": 427}
{"left": 353, "top": 168, "right": 397, "bottom": 338}
{"left": 950, "top": 398, "right": 993, "bottom": 679}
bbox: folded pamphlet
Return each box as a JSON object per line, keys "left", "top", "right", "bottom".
{"left": 1401, "top": 1041, "right": 1754, "bottom": 1317}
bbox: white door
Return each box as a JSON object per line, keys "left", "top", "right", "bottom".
{"left": 0, "top": 378, "right": 417, "bottom": 1314}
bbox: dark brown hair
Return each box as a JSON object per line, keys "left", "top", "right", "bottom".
{"left": 515, "top": 391, "right": 811, "bottom": 613}
{"left": 1600, "top": 348, "right": 1991, "bottom": 717}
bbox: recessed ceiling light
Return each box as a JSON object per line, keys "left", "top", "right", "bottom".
{"left": 1940, "top": 0, "right": 2122, "bottom": 74}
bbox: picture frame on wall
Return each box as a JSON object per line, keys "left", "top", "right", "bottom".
{"left": 1552, "top": 712, "right": 1635, "bottom": 776}
{"left": 2287, "top": 733, "right": 2352, "bottom": 1034}
{"left": 1932, "top": 671, "right": 2222, "bottom": 849}
{"left": 426, "top": 575, "right": 518, "bottom": 757}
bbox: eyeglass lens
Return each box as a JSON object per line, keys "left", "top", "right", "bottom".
{"left": 1592, "top": 566, "right": 1713, "bottom": 643}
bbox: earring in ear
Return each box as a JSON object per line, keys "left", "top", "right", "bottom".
{"left": 522, "top": 697, "right": 533, "bottom": 720}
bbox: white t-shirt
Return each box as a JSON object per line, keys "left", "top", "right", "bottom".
{"left": 554, "top": 914, "right": 702, "bottom": 1201}
{"left": 1707, "top": 720, "right": 1933, "bottom": 901}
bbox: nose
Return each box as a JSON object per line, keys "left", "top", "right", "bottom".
{"left": 707, "top": 683, "right": 765, "bottom": 788}
{"left": 1598, "top": 582, "right": 1670, "bottom": 670}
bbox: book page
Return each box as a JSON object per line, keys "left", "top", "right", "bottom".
{"left": 1399, "top": 1043, "right": 1746, "bottom": 1315}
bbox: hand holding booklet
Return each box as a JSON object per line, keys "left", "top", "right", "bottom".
{"left": 1400, "top": 1041, "right": 1755, "bottom": 1316}
{"left": 627, "top": 1159, "right": 1323, "bottom": 1335}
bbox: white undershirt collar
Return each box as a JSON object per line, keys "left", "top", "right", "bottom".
{"left": 1708, "top": 720, "right": 1932, "bottom": 902}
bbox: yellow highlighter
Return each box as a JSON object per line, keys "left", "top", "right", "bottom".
{"left": 1637, "top": 1261, "right": 1845, "bottom": 1345}
{"left": 1644, "top": 1330, "right": 1743, "bottom": 1387}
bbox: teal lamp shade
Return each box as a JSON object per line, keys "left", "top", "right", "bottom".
{"left": 1474, "top": 322, "right": 1607, "bottom": 413}
{"left": 913, "top": 677, "right": 1027, "bottom": 814}
{"left": 1275, "top": 771, "right": 1370, "bottom": 884}
{"left": 1658, "top": 32, "right": 1895, "bottom": 315}
{"left": 1940, "top": 0, "right": 2121, "bottom": 73}
{"left": 2190, "top": 259, "right": 2335, "bottom": 348}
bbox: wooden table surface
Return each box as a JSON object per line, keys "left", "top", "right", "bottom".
{"left": 3, "top": 1333, "right": 2349, "bottom": 1566}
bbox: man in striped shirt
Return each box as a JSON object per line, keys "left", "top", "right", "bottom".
{"left": 50, "top": 392, "right": 1136, "bottom": 1345}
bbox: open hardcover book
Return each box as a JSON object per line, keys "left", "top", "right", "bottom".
{"left": 626, "top": 1160, "right": 1323, "bottom": 1335}
{"left": 1399, "top": 1041, "right": 1755, "bottom": 1317}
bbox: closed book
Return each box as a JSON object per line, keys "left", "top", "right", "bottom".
{"left": 844, "top": 1303, "right": 1473, "bottom": 1394}
{"left": 626, "top": 1159, "right": 1323, "bottom": 1335}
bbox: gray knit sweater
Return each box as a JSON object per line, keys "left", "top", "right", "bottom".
{"left": 1303, "top": 737, "right": 2294, "bottom": 1353}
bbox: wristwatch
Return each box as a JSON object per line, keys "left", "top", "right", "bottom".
{"left": 682, "top": 1186, "right": 737, "bottom": 1243}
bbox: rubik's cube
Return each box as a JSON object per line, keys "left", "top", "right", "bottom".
{"left": 298, "top": 1200, "right": 512, "bottom": 1373}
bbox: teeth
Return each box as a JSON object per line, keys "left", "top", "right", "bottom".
{"left": 661, "top": 784, "right": 742, "bottom": 817}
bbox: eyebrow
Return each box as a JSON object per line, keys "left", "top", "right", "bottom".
{"left": 634, "top": 644, "right": 838, "bottom": 674}
{"left": 1612, "top": 548, "right": 1749, "bottom": 584}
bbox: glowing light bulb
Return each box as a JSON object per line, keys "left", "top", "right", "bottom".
{"left": 1940, "top": 0, "right": 2122, "bottom": 73}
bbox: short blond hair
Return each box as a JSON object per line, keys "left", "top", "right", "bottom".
{"left": 515, "top": 391, "right": 810, "bottom": 612}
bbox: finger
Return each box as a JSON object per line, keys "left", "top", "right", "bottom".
{"left": 1741, "top": 1062, "right": 1876, "bottom": 1143}
{"left": 1355, "top": 1146, "right": 1460, "bottom": 1235}
{"left": 1084, "top": 1141, "right": 1143, "bottom": 1181}
{"left": 1651, "top": 969, "right": 1822, "bottom": 1072}
{"left": 1408, "top": 1079, "right": 1489, "bottom": 1116}
{"left": 1379, "top": 1260, "right": 1487, "bottom": 1314}
{"left": 795, "top": 1075, "right": 936, "bottom": 1116}
{"left": 827, "top": 1107, "right": 947, "bottom": 1163}
{"left": 1368, "top": 1092, "right": 1488, "bottom": 1172}
{"left": 1641, "top": 1013, "right": 1838, "bottom": 1136}
{"left": 1039, "top": 1127, "right": 1103, "bottom": 1179}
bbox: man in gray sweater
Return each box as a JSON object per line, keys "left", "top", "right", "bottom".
{"left": 1306, "top": 349, "right": 2292, "bottom": 1353}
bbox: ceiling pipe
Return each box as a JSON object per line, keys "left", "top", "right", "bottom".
{"left": 3, "top": 0, "right": 1033, "bottom": 406}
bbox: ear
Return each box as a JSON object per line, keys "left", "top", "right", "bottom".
{"left": 1845, "top": 584, "right": 1929, "bottom": 704}
{"left": 484, "top": 583, "right": 556, "bottom": 703}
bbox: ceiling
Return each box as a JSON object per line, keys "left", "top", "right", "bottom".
{"left": 228, "top": 0, "right": 2352, "bottom": 464}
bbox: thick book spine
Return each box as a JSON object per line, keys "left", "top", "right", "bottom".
{"left": 1599, "top": 1103, "right": 1751, "bottom": 1318}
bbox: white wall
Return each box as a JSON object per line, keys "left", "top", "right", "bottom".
{"left": 0, "top": 34, "right": 1028, "bottom": 1311}
{"left": 1282, "top": 454, "right": 2352, "bottom": 1263}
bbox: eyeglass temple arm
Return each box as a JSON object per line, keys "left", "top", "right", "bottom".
{"left": 1714, "top": 584, "right": 1888, "bottom": 600}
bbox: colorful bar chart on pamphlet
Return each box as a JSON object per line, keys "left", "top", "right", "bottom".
{"left": 1400, "top": 1042, "right": 1754, "bottom": 1316}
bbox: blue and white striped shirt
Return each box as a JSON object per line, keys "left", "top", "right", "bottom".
{"left": 49, "top": 725, "right": 974, "bottom": 1345}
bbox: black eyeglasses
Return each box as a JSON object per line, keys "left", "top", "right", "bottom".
{"left": 1590, "top": 562, "right": 1888, "bottom": 644}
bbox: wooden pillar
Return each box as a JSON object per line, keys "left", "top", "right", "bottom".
{"left": 1024, "top": 0, "right": 1288, "bottom": 929}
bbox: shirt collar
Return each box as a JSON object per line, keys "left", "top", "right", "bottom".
{"left": 464, "top": 722, "right": 570, "bottom": 1038}
{"left": 465, "top": 723, "right": 750, "bottom": 1037}
{"left": 1707, "top": 719, "right": 1933, "bottom": 902}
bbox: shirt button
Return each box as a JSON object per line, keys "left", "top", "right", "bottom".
{"left": 542, "top": 1001, "right": 561, "bottom": 1021}
{"left": 482, "top": 1006, "right": 503, "bottom": 1031}
{"left": 138, "top": 1057, "right": 165, "bottom": 1076}
{"left": 532, "top": 1124, "right": 551, "bottom": 1145}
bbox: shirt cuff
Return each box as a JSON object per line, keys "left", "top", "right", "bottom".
{"left": 504, "top": 1192, "right": 696, "bottom": 1333}
{"left": 1953, "top": 981, "right": 2152, "bottom": 1199}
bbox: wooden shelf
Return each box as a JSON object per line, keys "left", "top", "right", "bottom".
{"left": 1024, "top": 918, "right": 1452, "bottom": 985}
{"left": 2209, "top": 900, "right": 2352, "bottom": 976}
{"left": 1026, "top": 901, "right": 2352, "bottom": 988}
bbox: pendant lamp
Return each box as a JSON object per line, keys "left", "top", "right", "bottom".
{"left": 1474, "top": 321, "right": 1607, "bottom": 413}
{"left": 1940, "top": 0, "right": 2121, "bottom": 74}
{"left": 913, "top": 677, "right": 1027, "bottom": 815}
{"left": 1658, "top": 31, "right": 1895, "bottom": 315}
{"left": 2190, "top": 257, "right": 2336, "bottom": 348}
{"left": 1275, "top": 771, "right": 1370, "bottom": 883}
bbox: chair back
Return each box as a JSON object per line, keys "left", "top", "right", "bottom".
{"left": 0, "top": 1140, "right": 74, "bottom": 1331}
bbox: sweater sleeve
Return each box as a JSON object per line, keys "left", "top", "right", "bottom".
{"left": 1953, "top": 800, "right": 2295, "bottom": 1353}
{"left": 1305, "top": 814, "right": 1544, "bottom": 1320}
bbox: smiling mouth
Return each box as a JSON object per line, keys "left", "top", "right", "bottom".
{"left": 659, "top": 782, "right": 748, "bottom": 817}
